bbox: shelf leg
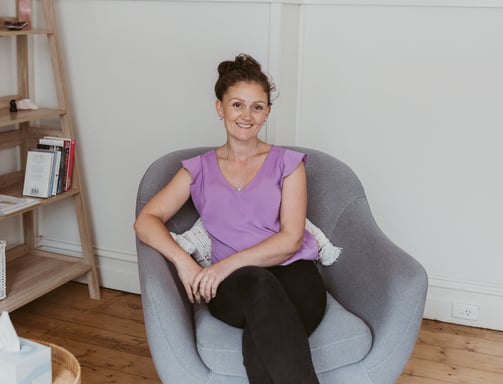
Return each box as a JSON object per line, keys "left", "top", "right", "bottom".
{"left": 73, "top": 191, "right": 101, "bottom": 300}
{"left": 22, "top": 210, "right": 35, "bottom": 252}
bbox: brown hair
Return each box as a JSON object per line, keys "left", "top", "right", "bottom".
{"left": 214, "top": 54, "right": 275, "bottom": 105}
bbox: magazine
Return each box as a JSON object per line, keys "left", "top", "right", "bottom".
{"left": 0, "top": 194, "right": 40, "bottom": 216}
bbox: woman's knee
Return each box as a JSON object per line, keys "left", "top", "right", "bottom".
{"left": 225, "top": 266, "right": 283, "bottom": 302}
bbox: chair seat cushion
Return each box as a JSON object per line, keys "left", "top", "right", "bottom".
{"left": 194, "top": 292, "right": 372, "bottom": 377}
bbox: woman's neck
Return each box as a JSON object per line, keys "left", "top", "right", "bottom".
{"left": 224, "top": 140, "right": 261, "bottom": 162}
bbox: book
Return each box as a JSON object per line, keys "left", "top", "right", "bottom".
{"left": 0, "top": 194, "right": 40, "bottom": 216}
{"left": 39, "top": 137, "right": 76, "bottom": 192}
{"left": 22, "top": 150, "right": 55, "bottom": 198}
{"left": 50, "top": 149, "right": 61, "bottom": 195}
{"left": 37, "top": 143, "right": 65, "bottom": 194}
{"left": 32, "top": 148, "right": 60, "bottom": 196}
{"left": 65, "top": 138, "right": 76, "bottom": 191}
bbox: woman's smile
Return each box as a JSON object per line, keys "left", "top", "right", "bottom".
{"left": 236, "top": 122, "right": 254, "bottom": 129}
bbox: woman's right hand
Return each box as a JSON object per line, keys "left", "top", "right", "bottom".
{"left": 175, "top": 256, "right": 203, "bottom": 303}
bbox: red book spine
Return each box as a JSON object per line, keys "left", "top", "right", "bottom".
{"left": 65, "top": 139, "right": 76, "bottom": 191}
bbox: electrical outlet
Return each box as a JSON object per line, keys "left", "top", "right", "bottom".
{"left": 452, "top": 303, "right": 479, "bottom": 321}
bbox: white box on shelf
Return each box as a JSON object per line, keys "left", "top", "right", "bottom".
{"left": 0, "top": 338, "right": 52, "bottom": 384}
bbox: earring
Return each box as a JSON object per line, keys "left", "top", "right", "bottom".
{"left": 219, "top": 116, "right": 223, "bottom": 120}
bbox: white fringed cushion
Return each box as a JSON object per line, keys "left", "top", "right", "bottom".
{"left": 171, "top": 219, "right": 212, "bottom": 267}
{"left": 171, "top": 218, "right": 342, "bottom": 267}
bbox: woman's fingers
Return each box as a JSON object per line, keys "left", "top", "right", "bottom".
{"left": 211, "top": 280, "right": 218, "bottom": 299}
{"left": 199, "top": 275, "right": 211, "bottom": 303}
{"left": 184, "top": 282, "right": 195, "bottom": 303}
{"left": 193, "top": 270, "right": 218, "bottom": 303}
{"left": 192, "top": 274, "right": 203, "bottom": 303}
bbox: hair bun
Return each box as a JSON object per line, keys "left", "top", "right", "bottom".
{"left": 218, "top": 54, "right": 262, "bottom": 77}
{"left": 234, "top": 54, "right": 262, "bottom": 70}
{"left": 217, "top": 61, "right": 235, "bottom": 77}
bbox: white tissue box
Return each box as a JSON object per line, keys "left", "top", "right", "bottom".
{"left": 0, "top": 338, "right": 52, "bottom": 384}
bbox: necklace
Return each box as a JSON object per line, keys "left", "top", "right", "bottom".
{"left": 224, "top": 143, "right": 259, "bottom": 191}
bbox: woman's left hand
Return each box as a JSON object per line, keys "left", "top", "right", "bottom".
{"left": 192, "top": 261, "right": 233, "bottom": 303}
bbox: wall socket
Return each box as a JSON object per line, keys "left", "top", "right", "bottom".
{"left": 452, "top": 302, "right": 479, "bottom": 321}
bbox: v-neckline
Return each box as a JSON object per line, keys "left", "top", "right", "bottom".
{"left": 214, "top": 145, "right": 275, "bottom": 193}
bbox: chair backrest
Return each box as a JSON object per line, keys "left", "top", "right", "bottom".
{"left": 296, "top": 146, "right": 366, "bottom": 241}
{"left": 136, "top": 146, "right": 366, "bottom": 243}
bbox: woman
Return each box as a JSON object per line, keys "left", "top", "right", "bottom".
{"left": 134, "top": 53, "right": 326, "bottom": 384}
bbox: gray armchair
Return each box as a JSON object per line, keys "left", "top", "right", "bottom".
{"left": 135, "top": 146, "right": 428, "bottom": 384}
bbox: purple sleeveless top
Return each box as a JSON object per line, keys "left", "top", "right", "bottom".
{"left": 182, "top": 146, "right": 318, "bottom": 265}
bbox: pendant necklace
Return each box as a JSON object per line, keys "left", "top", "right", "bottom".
{"left": 224, "top": 143, "right": 259, "bottom": 192}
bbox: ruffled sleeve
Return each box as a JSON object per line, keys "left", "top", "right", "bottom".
{"left": 181, "top": 155, "right": 203, "bottom": 185}
{"left": 281, "top": 149, "right": 307, "bottom": 178}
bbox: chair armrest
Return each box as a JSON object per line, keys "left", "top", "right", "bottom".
{"left": 319, "top": 197, "right": 428, "bottom": 383}
{"left": 136, "top": 240, "right": 211, "bottom": 383}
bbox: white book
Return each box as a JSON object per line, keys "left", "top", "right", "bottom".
{"left": 0, "top": 194, "right": 40, "bottom": 216}
{"left": 50, "top": 150, "right": 61, "bottom": 196}
{"left": 23, "top": 150, "right": 55, "bottom": 198}
{"left": 39, "top": 137, "right": 68, "bottom": 147}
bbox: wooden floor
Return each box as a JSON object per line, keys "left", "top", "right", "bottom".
{"left": 11, "top": 282, "right": 160, "bottom": 384}
{"left": 9, "top": 282, "right": 503, "bottom": 384}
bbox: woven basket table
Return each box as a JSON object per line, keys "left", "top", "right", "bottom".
{"left": 37, "top": 340, "right": 81, "bottom": 384}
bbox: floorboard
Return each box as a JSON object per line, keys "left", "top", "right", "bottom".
{"left": 8, "top": 282, "right": 503, "bottom": 383}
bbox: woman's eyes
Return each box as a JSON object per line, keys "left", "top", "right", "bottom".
{"left": 231, "top": 103, "right": 264, "bottom": 111}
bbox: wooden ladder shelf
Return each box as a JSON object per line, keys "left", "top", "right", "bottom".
{"left": 0, "top": 0, "right": 101, "bottom": 311}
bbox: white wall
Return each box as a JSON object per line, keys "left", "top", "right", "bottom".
{"left": 1, "top": 0, "right": 502, "bottom": 330}
{"left": 27, "top": 0, "right": 274, "bottom": 291}
{"left": 297, "top": 2, "right": 503, "bottom": 330}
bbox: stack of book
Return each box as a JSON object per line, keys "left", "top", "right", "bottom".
{"left": 23, "top": 137, "right": 76, "bottom": 198}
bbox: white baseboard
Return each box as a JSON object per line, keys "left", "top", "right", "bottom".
{"left": 424, "top": 277, "right": 503, "bottom": 331}
{"left": 39, "top": 239, "right": 503, "bottom": 330}
{"left": 39, "top": 238, "right": 141, "bottom": 294}
{"left": 80, "top": 250, "right": 141, "bottom": 294}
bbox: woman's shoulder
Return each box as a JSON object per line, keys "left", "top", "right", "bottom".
{"left": 183, "top": 149, "right": 216, "bottom": 162}
{"left": 271, "top": 145, "right": 306, "bottom": 162}
{"left": 182, "top": 149, "right": 216, "bottom": 177}
{"left": 269, "top": 146, "right": 307, "bottom": 176}
{"left": 270, "top": 145, "right": 305, "bottom": 158}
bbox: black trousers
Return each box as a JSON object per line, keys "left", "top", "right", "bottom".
{"left": 208, "top": 260, "right": 327, "bottom": 384}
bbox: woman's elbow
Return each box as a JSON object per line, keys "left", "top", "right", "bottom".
{"left": 288, "top": 233, "right": 305, "bottom": 254}
{"left": 133, "top": 213, "right": 150, "bottom": 239}
{"left": 133, "top": 217, "right": 144, "bottom": 238}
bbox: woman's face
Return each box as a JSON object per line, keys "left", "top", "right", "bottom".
{"left": 216, "top": 81, "right": 271, "bottom": 142}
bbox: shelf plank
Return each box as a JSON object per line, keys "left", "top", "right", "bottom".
{"left": 0, "top": 108, "right": 65, "bottom": 128}
{"left": 0, "top": 188, "right": 81, "bottom": 222}
{"left": 0, "top": 28, "right": 51, "bottom": 36}
{"left": 0, "top": 17, "right": 50, "bottom": 36}
{"left": 0, "top": 252, "right": 92, "bottom": 312}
